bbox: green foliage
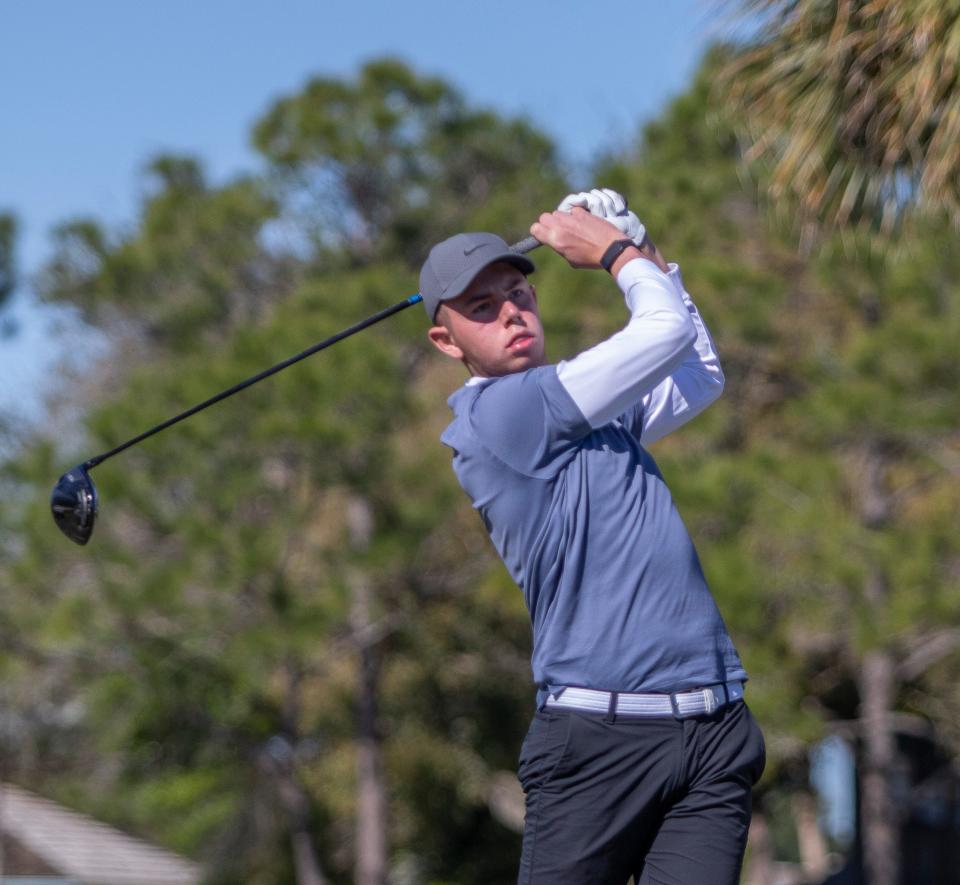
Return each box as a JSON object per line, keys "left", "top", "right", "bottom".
{"left": 2, "top": 58, "right": 552, "bottom": 883}
{"left": 38, "top": 154, "right": 284, "bottom": 350}
{"left": 597, "top": 49, "right": 960, "bottom": 783}
{"left": 722, "top": 0, "right": 960, "bottom": 233}
{"left": 2, "top": 49, "right": 958, "bottom": 882}
{"left": 253, "top": 57, "right": 565, "bottom": 267}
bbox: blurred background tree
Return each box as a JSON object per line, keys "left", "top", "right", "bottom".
{"left": 723, "top": 0, "right": 960, "bottom": 237}
{"left": 719, "top": 2, "right": 960, "bottom": 879}
{"left": 0, "top": 212, "right": 16, "bottom": 311}
{"left": 252, "top": 58, "right": 563, "bottom": 267}
{"left": 1, "top": 61, "right": 562, "bottom": 885}
{"left": 1, "top": 33, "right": 958, "bottom": 885}
{"left": 0, "top": 212, "right": 17, "bottom": 345}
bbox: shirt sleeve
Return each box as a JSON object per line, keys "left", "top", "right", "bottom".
{"left": 464, "top": 367, "right": 592, "bottom": 478}
{"left": 556, "top": 260, "right": 723, "bottom": 445}
{"left": 633, "top": 265, "right": 725, "bottom": 445}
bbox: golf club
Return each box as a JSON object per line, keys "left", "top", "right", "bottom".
{"left": 51, "top": 235, "right": 541, "bottom": 545}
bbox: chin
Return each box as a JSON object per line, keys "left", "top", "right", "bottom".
{"left": 507, "top": 355, "right": 543, "bottom": 374}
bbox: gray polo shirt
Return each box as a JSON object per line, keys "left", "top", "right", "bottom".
{"left": 440, "top": 260, "right": 747, "bottom": 703}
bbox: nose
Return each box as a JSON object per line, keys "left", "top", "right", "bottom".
{"left": 500, "top": 297, "right": 521, "bottom": 322}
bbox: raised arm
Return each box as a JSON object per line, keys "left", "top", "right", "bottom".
{"left": 633, "top": 264, "right": 724, "bottom": 444}
{"left": 531, "top": 198, "right": 723, "bottom": 442}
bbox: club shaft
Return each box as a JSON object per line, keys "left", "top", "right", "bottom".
{"left": 85, "top": 294, "right": 422, "bottom": 469}
{"left": 84, "top": 235, "right": 541, "bottom": 470}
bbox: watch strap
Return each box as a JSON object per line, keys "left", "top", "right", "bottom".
{"left": 600, "top": 238, "right": 636, "bottom": 272}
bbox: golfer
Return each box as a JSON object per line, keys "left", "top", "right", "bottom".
{"left": 421, "top": 190, "right": 765, "bottom": 885}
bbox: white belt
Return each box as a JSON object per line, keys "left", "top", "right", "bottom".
{"left": 544, "top": 681, "right": 744, "bottom": 719}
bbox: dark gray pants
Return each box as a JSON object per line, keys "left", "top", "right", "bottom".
{"left": 517, "top": 700, "right": 765, "bottom": 885}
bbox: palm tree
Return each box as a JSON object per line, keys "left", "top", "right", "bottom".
{"left": 722, "top": 0, "right": 960, "bottom": 235}
{"left": 721, "top": 6, "right": 960, "bottom": 885}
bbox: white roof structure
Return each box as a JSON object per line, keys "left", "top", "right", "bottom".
{"left": 0, "top": 782, "right": 201, "bottom": 885}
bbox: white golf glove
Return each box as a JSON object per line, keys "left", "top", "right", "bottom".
{"left": 557, "top": 187, "right": 646, "bottom": 247}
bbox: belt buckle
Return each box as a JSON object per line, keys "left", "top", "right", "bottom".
{"left": 702, "top": 686, "right": 718, "bottom": 715}
{"left": 670, "top": 685, "right": 721, "bottom": 719}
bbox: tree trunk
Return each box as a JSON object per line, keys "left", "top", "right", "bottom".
{"left": 743, "top": 809, "right": 775, "bottom": 885}
{"left": 264, "top": 742, "right": 329, "bottom": 885}
{"left": 290, "top": 822, "right": 329, "bottom": 885}
{"left": 354, "top": 624, "right": 387, "bottom": 885}
{"left": 348, "top": 496, "right": 388, "bottom": 885}
{"left": 792, "top": 790, "right": 829, "bottom": 880}
{"left": 854, "top": 441, "right": 900, "bottom": 885}
{"left": 858, "top": 643, "right": 899, "bottom": 885}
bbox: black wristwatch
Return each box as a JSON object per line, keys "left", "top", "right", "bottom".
{"left": 600, "top": 238, "right": 637, "bottom": 273}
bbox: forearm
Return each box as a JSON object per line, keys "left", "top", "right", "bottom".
{"left": 538, "top": 191, "right": 719, "bottom": 435}
{"left": 556, "top": 258, "right": 698, "bottom": 428}
{"left": 638, "top": 265, "right": 724, "bottom": 444}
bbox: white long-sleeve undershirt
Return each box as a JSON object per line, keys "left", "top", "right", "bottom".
{"left": 556, "top": 258, "right": 724, "bottom": 444}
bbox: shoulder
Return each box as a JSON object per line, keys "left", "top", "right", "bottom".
{"left": 441, "top": 366, "right": 590, "bottom": 473}
{"left": 461, "top": 366, "right": 585, "bottom": 428}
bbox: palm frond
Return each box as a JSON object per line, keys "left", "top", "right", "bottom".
{"left": 721, "top": 0, "right": 960, "bottom": 234}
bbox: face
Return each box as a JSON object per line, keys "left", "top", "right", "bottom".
{"left": 428, "top": 262, "right": 545, "bottom": 377}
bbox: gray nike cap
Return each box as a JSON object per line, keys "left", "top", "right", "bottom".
{"left": 419, "top": 232, "right": 535, "bottom": 321}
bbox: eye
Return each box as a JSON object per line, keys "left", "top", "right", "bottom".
{"left": 471, "top": 300, "right": 492, "bottom": 316}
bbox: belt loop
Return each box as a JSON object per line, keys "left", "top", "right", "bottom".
{"left": 605, "top": 691, "right": 619, "bottom": 723}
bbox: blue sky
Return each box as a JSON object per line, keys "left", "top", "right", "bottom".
{"left": 1, "top": 0, "right": 721, "bottom": 423}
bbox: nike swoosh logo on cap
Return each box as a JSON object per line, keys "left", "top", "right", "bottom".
{"left": 464, "top": 243, "right": 486, "bottom": 255}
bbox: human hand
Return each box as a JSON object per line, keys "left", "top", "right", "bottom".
{"left": 557, "top": 188, "right": 646, "bottom": 247}
{"left": 530, "top": 207, "right": 628, "bottom": 269}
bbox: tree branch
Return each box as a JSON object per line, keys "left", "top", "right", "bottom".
{"left": 898, "top": 629, "right": 960, "bottom": 682}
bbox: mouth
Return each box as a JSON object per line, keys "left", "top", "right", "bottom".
{"left": 507, "top": 332, "right": 536, "bottom": 352}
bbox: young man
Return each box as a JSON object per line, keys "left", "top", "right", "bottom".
{"left": 422, "top": 191, "right": 765, "bottom": 885}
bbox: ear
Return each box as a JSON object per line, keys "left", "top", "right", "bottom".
{"left": 427, "top": 323, "right": 464, "bottom": 361}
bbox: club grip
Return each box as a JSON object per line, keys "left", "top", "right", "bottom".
{"left": 510, "top": 235, "right": 540, "bottom": 255}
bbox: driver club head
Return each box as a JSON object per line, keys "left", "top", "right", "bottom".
{"left": 51, "top": 465, "right": 99, "bottom": 545}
